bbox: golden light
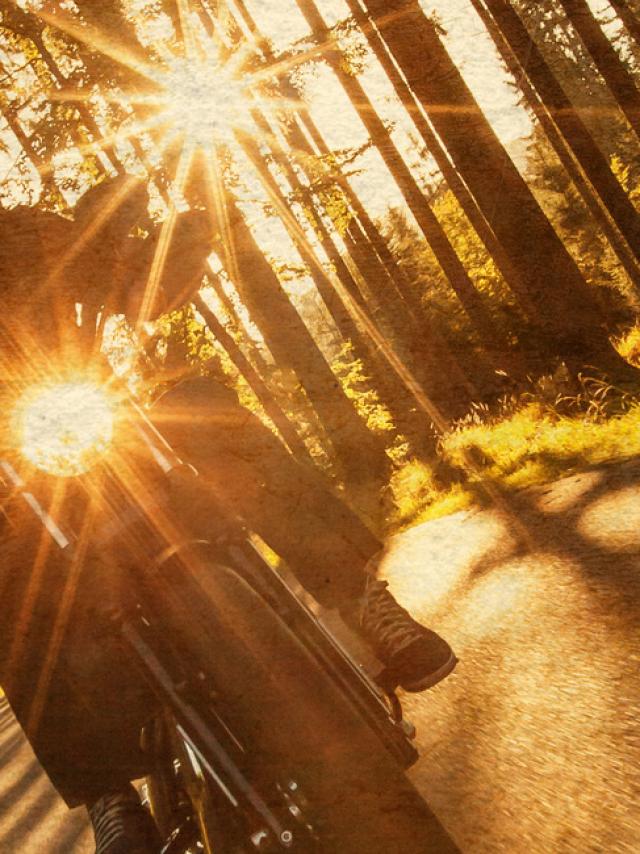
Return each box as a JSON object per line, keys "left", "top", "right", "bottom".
{"left": 15, "top": 382, "right": 114, "bottom": 477}
{"left": 151, "top": 48, "right": 255, "bottom": 148}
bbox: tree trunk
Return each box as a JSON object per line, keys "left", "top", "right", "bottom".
{"left": 195, "top": 296, "right": 313, "bottom": 463}
{"left": 479, "top": 0, "right": 640, "bottom": 268}
{"left": 277, "top": 109, "right": 498, "bottom": 397}
{"left": 71, "top": 0, "right": 152, "bottom": 89}
{"left": 250, "top": 100, "right": 476, "bottom": 416}
{"left": 0, "top": 101, "right": 58, "bottom": 203}
{"left": 470, "top": 0, "right": 640, "bottom": 299}
{"left": 557, "top": 0, "right": 640, "bottom": 143}
{"left": 363, "top": 0, "right": 637, "bottom": 377}
{"left": 292, "top": 0, "right": 508, "bottom": 353}
{"left": 0, "top": 6, "right": 124, "bottom": 175}
{"left": 607, "top": 1, "right": 640, "bottom": 52}
{"left": 286, "top": 109, "right": 425, "bottom": 322}
{"left": 345, "top": 0, "right": 538, "bottom": 317}
{"left": 237, "top": 129, "right": 369, "bottom": 349}
{"left": 241, "top": 116, "right": 471, "bottom": 432}
{"left": 195, "top": 0, "right": 415, "bottom": 404}
{"left": 273, "top": 118, "right": 477, "bottom": 418}
{"left": 216, "top": 191, "right": 390, "bottom": 484}
{"left": 206, "top": 275, "right": 274, "bottom": 377}
{"left": 342, "top": 223, "right": 411, "bottom": 329}
{"left": 226, "top": 0, "right": 457, "bottom": 335}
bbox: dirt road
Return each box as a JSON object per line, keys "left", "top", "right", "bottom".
{"left": 0, "top": 697, "right": 92, "bottom": 850}
{"left": 387, "top": 462, "right": 640, "bottom": 853}
{"left": 1, "top": 462, "right": 638, "bottom": 851}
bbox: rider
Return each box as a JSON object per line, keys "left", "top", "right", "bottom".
{"left": 0, "top": 180, "right": 456, "bottom": 854}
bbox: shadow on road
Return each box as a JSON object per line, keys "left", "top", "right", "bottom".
{"left": 0, "top": 698, "right": 92, "bottom": 852}
{"left": 384, "top": 459, "right": 640, "bottom": 852}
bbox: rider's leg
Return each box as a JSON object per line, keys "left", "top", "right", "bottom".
{"left": 215, "top": 444, "right": 457, "bottom": 693}
{"left": 0, "top": 528, "right": 154, "bottom": 808}
{"left": 1, "top": 530, "right": 159, "bottom": 854}
{"left": 156, "top": 382, "right": 457, "bottom": 693}
{"left": 3, "top": 627, "right": 154, "bottom": 808}
{"left": 9, "top": 622, "right": 161, "bottom": 852}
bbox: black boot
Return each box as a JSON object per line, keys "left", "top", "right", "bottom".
{"left": 87, "top": 783, "right": 161, "bottom": 854}
{"left": 343, "top": 579, "right": 457, "bottom": 693}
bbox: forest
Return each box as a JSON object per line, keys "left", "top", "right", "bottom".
{"left": 2, "top": 0, "right": 640, "bottom": 531}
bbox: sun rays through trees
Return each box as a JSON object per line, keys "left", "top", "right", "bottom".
{"left": 2, "top": 0, "right": 640, "bottom": 526}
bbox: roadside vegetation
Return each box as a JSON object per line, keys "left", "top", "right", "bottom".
{"left": 5, "top": 1, "right": 640, "bottom": 546}
{"left": 389, "top": 326, "right": 640, "bottom": 530}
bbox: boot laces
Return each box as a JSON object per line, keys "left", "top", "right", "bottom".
{"left": 361, "top": 579, "right": 425, "bottom": 659}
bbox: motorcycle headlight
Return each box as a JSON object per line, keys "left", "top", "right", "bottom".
{"left": 14, "top": 381, "right": 114, "bottom": 477}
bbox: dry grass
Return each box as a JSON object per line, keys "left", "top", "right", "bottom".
{"left": 389, "top": 372, "right": 640, "bottom": 531}
{"left": 615, "top": 322, "right": 640, "bottom": 366}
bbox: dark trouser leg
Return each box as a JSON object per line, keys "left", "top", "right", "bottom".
{"left": 0, "top": 531, "right": 155, "bottom": 808}
{"left": 156, "top": 381, "right": 384, "bottom": 608}
{"left": 207, "top": 449, "right": 383, "bottom": 609}
{"left": 7, "top": 641, "right": 154, "bottom": 808}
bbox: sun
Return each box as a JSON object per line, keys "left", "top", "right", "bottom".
{"left": 154, "top": 50, "right": 254, "bottom": 148}
{"left": 16, "top": 382, "right": 114, "bottom": 477}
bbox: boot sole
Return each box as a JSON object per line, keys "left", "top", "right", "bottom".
{"left": 401, "top": 652, "right": 458, "bottom": 693}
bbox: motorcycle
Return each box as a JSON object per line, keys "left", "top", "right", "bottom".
{"left": 0, "top": 374, "right": 455, "bottom": 853}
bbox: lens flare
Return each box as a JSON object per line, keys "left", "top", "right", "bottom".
{"left": 16, "top": 383, "right": 114, "bottom": 477}
{"left": 157, "top": 54, "right": 251, "bottom": 146}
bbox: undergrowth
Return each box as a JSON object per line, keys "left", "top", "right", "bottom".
{"left": 388, "top": 364, "right": 640, "bottom": 532}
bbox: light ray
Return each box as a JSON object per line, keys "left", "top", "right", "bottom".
{"left": 176, "top": 0, "right": 199, "bottom": 60}
{"left": 233, "top": 127, "right": 345, "bottom": 292}
{"left": 102, "top": 448, "right": 189, "bottom": 559}
{"left": 135, "top": 139, "right": 196, "bottom": 328}
{"left": 251, "top": 40, "right": 338, "bottom": 87}
{"left": 30, "top": 111, "right": 172, "bottom": 188}
{"left": 7, "top": 1, "right": 160, "bottom": 87}
{"left": 46, "top": 174, "right": 143, "bottom": 286}
{"left": 3, "top": 477, "right": 68, "bottom": 697}
{"left": 25, "top": 496, "right": 97, "bottom": 740}
{"left": 202, "top": 144, "right": 242, "bottom": 286}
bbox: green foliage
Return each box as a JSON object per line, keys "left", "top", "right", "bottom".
{"left": 382, "top": 110, "right": 640, "bottom": 400}
{"left": 284, "top": 143, "right": 371, "bottom": 239}
{"left": 615, "top": 322, "right": 640, "bottom": 365}
{"left": 331, "top": 342, "right": 395, "bottom": 435}
{"left": 156, "top": 304, "right": 218, "bottom": 368}
{"left": 611, "top": 152, "right": 640, "bottom": 208}
{"left": 384, "top": 192, "right": 514, "bottom": 316}
{"left": 513, "top": 0, "right": 636, "bottom": 158}
{"left": 388, "top": 458, "right": 471, "bottom": 530}
{"left": 381, "top": 201, "right": 520, "bottom": 392}
{"left": 389, "top": 378, "right": 640, "bottom": 531}
{"left": 525, "top": 127, "right": 639, "bottom": 317}
{"left": 261, "top": 363, "right": 335, "bottom": 471}
{"left": 514, "top": 0, "right": 640, "bottom": 229}
{"left": 443, "top": 398, "right": 640, "bottom": 487}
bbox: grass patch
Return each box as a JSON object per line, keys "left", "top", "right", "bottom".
{"left": 615, "top": 323, "right": 640, "bottom": 366}
{"left": 389, "top": 460, "right": 473, "bottom": 530}
{"left": 389, "top": 400, "right": 640, "bottom": 531}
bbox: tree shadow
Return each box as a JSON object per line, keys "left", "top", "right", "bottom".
{"left": 0, "top": 714, "right": 17, "bottom": 736}
{"left": 0, "top": 758, "right": 39, "bottom": 812}
{"left": 0, "top": 784, "right": 58, "bottom": 849}
{"left": 0, "top": 734, "right": 23, "bottom": 765}
{"left": 48, "top": 815, "right": 92, "bottom": 854}
{"left": 465, "top": 454, "right": 640, "bottom": 608}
